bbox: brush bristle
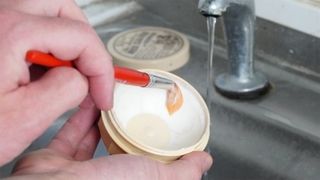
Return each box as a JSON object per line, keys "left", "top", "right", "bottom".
{"left": 166, "top": 84, "right": 183, "bottom": 115}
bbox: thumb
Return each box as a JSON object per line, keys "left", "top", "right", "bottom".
{"left": 0, "top": 67, "right": 88, "bottom": 164}
{"left": 167, "top": 151, "right": 213, "bottom": 180}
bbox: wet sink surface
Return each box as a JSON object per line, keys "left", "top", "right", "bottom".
{"left": 2, "top": 1, "right": 320, "bottom": 179}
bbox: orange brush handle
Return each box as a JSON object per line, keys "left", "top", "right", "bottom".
{"left": 26, "top": 50, "right": 150, "bottom": 87}
{"left": 114, "top": 66, "right": 150, "bottom": 87}
{"left": 26, "top": 50, "right": 73, "bottom": 67}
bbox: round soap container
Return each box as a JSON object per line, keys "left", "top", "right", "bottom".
{"left": 98, "top": 69, "right": 210, "bottom": 163}
{"left": 106, "top": 27, "right": 190, "bottom": 71}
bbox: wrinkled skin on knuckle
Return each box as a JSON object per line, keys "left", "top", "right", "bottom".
{"left": 0, "top": 9, "right": 25, "bottom": 47}
{"left": 0, "top": 10, "right": 35, "bottom": 60}
{"left": 0, "top": 10, "right": 30, "bottom": 91}
{"left": 75, "top": 21, "right": 100, "bottom": 45}
{"left": 64, "top": 70, "right": 89, "bottom": 111}
{"left": 56, "top": 67, "right": 89, "bottom": 99}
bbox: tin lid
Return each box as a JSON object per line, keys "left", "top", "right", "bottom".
{"left": 106, "top": 27, "right": 190, "bottom": 71}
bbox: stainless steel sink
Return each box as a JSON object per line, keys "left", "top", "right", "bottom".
{"left": 1, "top": 0, "right": 320, "bottom": 179}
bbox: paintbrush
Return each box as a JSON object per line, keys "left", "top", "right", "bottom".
{"left": 26, "top": 50, "right": 183, "bottom": 115}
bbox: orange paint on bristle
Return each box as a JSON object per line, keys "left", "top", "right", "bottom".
{"left": 166, "top": 84, "right": 183, "bottom": 115}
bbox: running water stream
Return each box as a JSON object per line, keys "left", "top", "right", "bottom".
{"left": 203, "top": 16, "right": 217, "bottom": 180}
{"left": 205, "top": 16, "right": 217, "bottom": 108}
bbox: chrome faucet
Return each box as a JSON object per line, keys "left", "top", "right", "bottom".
{"left": 199, "top": 0, "right": 270, "bottom": 99}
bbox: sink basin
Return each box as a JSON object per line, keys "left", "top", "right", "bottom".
{"left": 1, "top": 0, "right": 320, "bottom": 179}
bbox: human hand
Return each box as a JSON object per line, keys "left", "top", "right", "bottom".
{"left": 8, "top": 103, "right": 213, "bottom": 180}
{"left": 0, "top": 0, "right": 113, "bottom": 165}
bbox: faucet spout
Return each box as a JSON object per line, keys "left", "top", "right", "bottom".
{"left": 198, "top": 0, "right": 229, "bottom": 17}
{"left": 199, "top": 0, "right": 270, "bottom": 99}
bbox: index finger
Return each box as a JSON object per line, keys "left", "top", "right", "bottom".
{"left": 10, "top": 13, "right": 114, "bottom": 110}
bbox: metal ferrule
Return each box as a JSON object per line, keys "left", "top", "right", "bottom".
{"left": 146, "top": 74, "right": 175, "bottom": 90}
